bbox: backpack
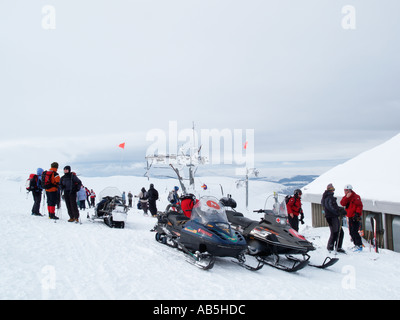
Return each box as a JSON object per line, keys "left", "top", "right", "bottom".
{"left": 26, "top": 174, "right": 39, "bottom": 192}
{"left": 285, "top": 195, "right": 293, "bottom": 204}
{"left": 141, "top": 191, "right": 148, "bottom": 200}
{"left": 41, "top": 170, "right": 55, "bottom": 190}
{"left": 167, "top": 191, "right": 175, "bottom": 203}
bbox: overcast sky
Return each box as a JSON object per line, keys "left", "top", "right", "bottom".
{"left": 1, "top": 0, "right": 399, "bottom": 177}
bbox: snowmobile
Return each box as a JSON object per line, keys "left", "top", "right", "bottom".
{"left": 221, "top": 193, "right": 339, "bottom": 272}
{"left": 154, "top": 195, "right": 260, "bottom": 271}
{"left": 92, "top": 187, "right": 129, "bottom": 229}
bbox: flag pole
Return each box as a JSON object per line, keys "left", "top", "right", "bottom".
{"left": 118, "top": 142, "right": 126, "bottom": 176}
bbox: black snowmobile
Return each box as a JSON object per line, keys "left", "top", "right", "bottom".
{"left": 154, "top": 195, "right": 261, "bottom": 271}
{"left": 222, "top": 193, "right": 338, "bottom": 272}
{"left": 92, "top": 187, "right": 129, "bottom": 229}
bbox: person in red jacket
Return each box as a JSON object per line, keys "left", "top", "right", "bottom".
{"left": 340, "top": 184, "right": 363, "bottom": 251}
{"left": 44, "top": 162, "right": 61, "bottom": 220}
{"left": 287, "top": 189, "right": 304, "bottom": 232}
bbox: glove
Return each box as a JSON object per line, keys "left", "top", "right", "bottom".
{"left": 299, "top": 211, "right": 305, "bottom": 225}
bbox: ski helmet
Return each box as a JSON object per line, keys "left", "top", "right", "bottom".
{"left": 344, "top": 184, "right": 353, "bottom": 190}
{"left": 294, "top": 189, "right": 302, "bottom": 196}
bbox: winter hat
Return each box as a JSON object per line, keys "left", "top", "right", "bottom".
{"left": 327, "top": 183, "right": 335, "bottom": 191}
{"left": 51, "top": 162, "right": 59, "bottom": 169}
{"left": 64, "top": 165, "right": 71, "bottom": 173}
{"left": 344, "top": 184, "right": 353, "bottom": 190}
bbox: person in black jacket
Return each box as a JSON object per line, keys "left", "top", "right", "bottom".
{"left": 60, "top": 166, "right": 82, "bottom": 222}
{"left": 147, "top": 184, "right": 159, "bottom": 217}
{"left": 321, "top": 183, "right": 345, "bottom": 253}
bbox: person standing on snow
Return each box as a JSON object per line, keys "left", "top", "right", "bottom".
{"left": 286, "top": 189, "right": 304, "bottom": 232}
{"left": 44, "top": 162, "right": 61, "bottom": 220}
{"left": 128, "top": 191, "right": 133, "bottom": 208}
{"left": 60, "top": 166, "right": 82, "bottom": 222}
{"left": 31, "top": 168, "right": 44, "bottom": 216}
{"left": 90, "top": 189, "right": 96, "bottom": 207}
{"left": 340, "top": 184, "right": 364, "bottom": 252}
{"left": 168, "top": 186, "right": 180, "bottom": 205}
{"left": 136, "top": 187, "right": 149, "bottom": 214}
{"left": 77, "top": 186, "right": 87, "bottom": 210}
{"left": 147, "top": 184, "right": 159, "bottom": 217}
{"left": 321, "top": 184, "right": 345, "bottom": 253}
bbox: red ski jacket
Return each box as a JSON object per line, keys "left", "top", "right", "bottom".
{"left": 340, "top": 191, "right": 363, "bottom": 218}
{"left": 287, "top": 196, "right": 302, "bottom": 217}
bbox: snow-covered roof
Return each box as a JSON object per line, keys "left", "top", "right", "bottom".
{"left": 303, "top": 133, "right": 400, "bottom": 215}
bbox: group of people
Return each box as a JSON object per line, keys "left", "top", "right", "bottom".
{"left": 29, "top": 162, "right": 96, "bottom": 223}
{"left": 286, "top": 184, "right": 364, "bottom": 253}
{"left": 134, "top": 184, "right": 159, "bottom": 217}
{"left": 30, "top": 165, "right": 364, "bottom": 252}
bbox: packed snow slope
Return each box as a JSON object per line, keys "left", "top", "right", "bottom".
{"left": 1, "top": 174, "right": 400, "bottom": 300}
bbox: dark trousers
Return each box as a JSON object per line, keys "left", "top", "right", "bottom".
{"left": 32, "top": 190, "right": 42, "bottom": 215}
{"left": 326, "top": 216, "right": 344, "bottom": 250}
{"left": 288, "top": 215, "right": 299, "bottom": 232}
{"left": 46, "top": 191, "right": 58, "bottom": 216}
{"left": 149, "top": 200, "right": 157, "bottom": 216}
{"left": 349, "top": 217, "right": 363, "bottom": 246}
{"left": 64, "top": 192, "right": 80, "bottom": 220}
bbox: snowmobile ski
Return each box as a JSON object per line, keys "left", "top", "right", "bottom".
{"left": 184, "top": 251, "right": 216, "bottom": 270}
{"left": 308, "top": 256, "right": 339, "bottom": 269}
{"left": 259, "top": 254, "right": 309, "bottom": 273}
{"left": 232, "top": 255, "right": 264, "bottom": 271}
{"left": 287, "top": 254, "right": 339, "bottom": 269}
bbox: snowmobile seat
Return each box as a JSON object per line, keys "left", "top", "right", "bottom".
{"left": 226, "top": 210, "right": 254, "bottom": 229}
{"left": 168, "top": 212, "right": 190, "bottom": 226}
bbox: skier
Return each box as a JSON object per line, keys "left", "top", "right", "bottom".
{"left": 31, "top": 168, "right": 44, "bottom": 216}
{"left": 286, "top": 189, "right": 303, "bottom": 232}
{"left": 321, "top": 184, "right": 345, "bottom": 253}
{"left": 60, "top": 166, "right": 82, "bottom": 222}
{"left": 340, "top": 184, "right": 363, "bottom": 252}
{"left": 148, "top": 184, "right": 159, "bottom": 217}
{"left": 44, "top": 162, "right": 61, "bottom": 220}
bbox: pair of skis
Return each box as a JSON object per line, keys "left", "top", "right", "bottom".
{"left": 370, "top": 217, "right": 379, "bottom": 253}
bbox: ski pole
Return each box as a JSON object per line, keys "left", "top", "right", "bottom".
{"left": 335, "top": 212, "right": 344, "bottom": 254}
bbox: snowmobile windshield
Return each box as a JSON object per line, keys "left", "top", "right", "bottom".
{"left": 263, "top": 193, "right": 288, "bottom": 218}
{"left": 98, "top": 187, "right": 122, "bottom": 200}
{"left": 190, "top": 196, "right": 229, "bottom": 225}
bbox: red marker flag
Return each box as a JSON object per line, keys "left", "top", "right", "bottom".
{"left": 244, "top": 141, "right": 248, "bottom": 150}
{"left": 118, "top": 142, "right": 126, "bottom": 149}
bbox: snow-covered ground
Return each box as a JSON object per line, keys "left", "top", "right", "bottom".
{"left": 1, "top": 173, "right": 400, "bottom": 300}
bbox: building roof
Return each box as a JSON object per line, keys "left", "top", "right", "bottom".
{"left": 302, "top": 133, "right": 400, "bottom": 215}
